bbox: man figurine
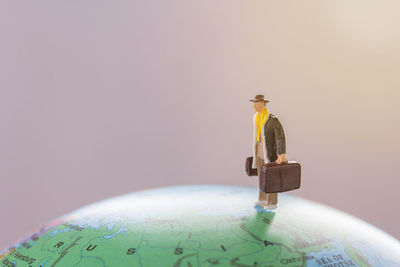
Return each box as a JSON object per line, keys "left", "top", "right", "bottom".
{"left": 250, "top": 94, "right": 288, "bottom": 210}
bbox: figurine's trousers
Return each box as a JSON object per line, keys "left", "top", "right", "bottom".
{"left": 256, "top": 156, "right": 278, "bottom": 205}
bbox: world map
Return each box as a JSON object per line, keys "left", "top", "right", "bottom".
{"left": 1, "top": 185, "right": 400, "bottom": 266}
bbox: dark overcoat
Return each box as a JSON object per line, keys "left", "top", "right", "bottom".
{"left": 264, "top": 114, "right": 286, "bottom": 162}
{"left": 252, "top": 113, "right": 286, "bottom": 167}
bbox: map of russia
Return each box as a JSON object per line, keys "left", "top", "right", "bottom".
{"left": 1, "top": 185, "right": 400, "bottom": 267}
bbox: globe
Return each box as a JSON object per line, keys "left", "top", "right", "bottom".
{"left": 1, "top": 185, "right": 400, "bottom": 267}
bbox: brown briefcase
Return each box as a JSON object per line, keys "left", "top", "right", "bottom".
{"left": 245, "top": 157, "right": 258, "bottom": 176}
{"left": 259, "top": 161, "right": 301, "bottom": 193}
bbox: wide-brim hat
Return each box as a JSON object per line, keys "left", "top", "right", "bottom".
{"left": 249, "top": 94, "right": 269, "bottom": 103}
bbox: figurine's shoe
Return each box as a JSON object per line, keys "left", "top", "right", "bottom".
{"left": 255, "top": 200, "right": 267, "bottom": 206}
{"left": 264, "top": 204, "right": 277, "bottom": 210}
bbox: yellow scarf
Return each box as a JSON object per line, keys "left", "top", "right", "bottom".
{"left": 256, "top": 107, "right": 269, "bottom": 142}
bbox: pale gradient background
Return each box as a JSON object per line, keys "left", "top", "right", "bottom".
{"left": 1, "top": 1, "right": 399, "bottom": 248}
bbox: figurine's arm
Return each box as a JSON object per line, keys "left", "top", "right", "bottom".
{"left": 274, "top": 118, "right": 288, "bottom": 164}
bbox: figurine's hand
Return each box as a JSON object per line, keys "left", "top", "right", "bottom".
{"left": 276, "top": 154, "right": 288, "bottom": 164}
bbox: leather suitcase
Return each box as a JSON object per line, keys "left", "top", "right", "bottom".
{"left": 245, "top": 157, "right": 258, "bottom": 176}
{"left": 260, "top": 161, "right": 301, "bottom": 193}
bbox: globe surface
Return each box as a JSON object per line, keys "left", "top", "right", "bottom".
{"left": 1, "top": 185, "right": 400, "bottom": 267}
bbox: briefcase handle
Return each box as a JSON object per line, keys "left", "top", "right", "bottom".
{"left": 245, "top": 157, "right": 258, "bottom": 176}
{"left": 266, "top": 161, "right": 289, "bottom": 167}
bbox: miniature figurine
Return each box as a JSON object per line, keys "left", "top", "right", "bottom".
{"left": 247, "top": 94, "right": 300, "bottom": 210}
